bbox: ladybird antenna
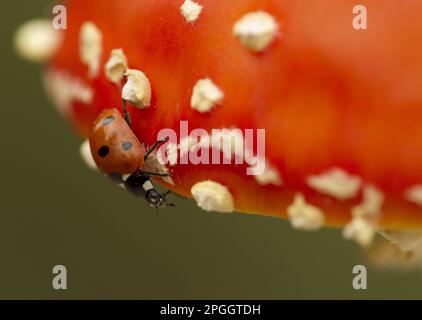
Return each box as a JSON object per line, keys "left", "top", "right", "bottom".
{"left": 122, "top": 99, "right": 132, "bottom": 128}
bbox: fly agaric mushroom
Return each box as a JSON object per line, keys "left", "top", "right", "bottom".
{"left": 16, "top": 1, "right": 422, "bottom": 250}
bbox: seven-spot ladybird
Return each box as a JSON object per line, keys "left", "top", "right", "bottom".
{"left": 89, "top": 100, "right": 174, "bottom": 208}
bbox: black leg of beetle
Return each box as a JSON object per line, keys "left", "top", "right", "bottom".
{"left": 144, "top": 136, "right": 170, "bottom": 160}
{"left": 122, "top": 99, "right": 132, "bottom": 128}
{"left": 109, "top": 173, "right": 124, "bottom": 184}
{"left": 163, "top": 190, "right": 176, "bottom": 207}
{"left": 141, "top": 171, "right": 169, "bottom": 177}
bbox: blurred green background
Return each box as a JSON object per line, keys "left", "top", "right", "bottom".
{"left": 0, "top": 0, "right": 421, "bottom": 299}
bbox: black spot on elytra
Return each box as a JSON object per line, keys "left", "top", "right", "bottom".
{"left": 98, "top": 145, "right": 110, "bottom": 158}
{"left": 102, "top": 115, "right": 115, "bottom": 126}
{"left": 122, "top": 141, "right": 133, "bottom": 151}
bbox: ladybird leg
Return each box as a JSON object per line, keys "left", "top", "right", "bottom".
{"left": 122, "top": 99, "right": 132, "bottom": 128}
{"left": 141, "top": 171, "right": 170, "bottom": 177}
{"left": 163, "top": 190, "right": 175, "bottom": 207}
{"left": 144, "top": 136, "right": 170, "bottom": 160}
{"left": 109, "top": 173, "right": 124, "bottom": 184}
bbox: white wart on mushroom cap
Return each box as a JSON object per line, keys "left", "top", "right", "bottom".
{"left": 122, "top": 69, "right": 152, "bottom": 108}
{"left": 343, "top": 185, "right": 385, "bottom": 247}
{"left": 79, "top": 21, "right": 103, "bottom": 78}
{"left": 287, "top": 194, "right": 325, "bottom": 231}
{"left": 14, "top": 19, "right": 62, "bottom": 63}
{"left": 191, "top": 180, "right": 234, "bottom": 213}
{"left": 44, "top": 69, "right": 93, "bottom": 118}
{"left": 233, "top": 11, "right": 278, "bottom": 52}
{"left": 307, "top": 168, "right": 362, "bottom": 200}
{"left": 191, "top": 78, "right": 224, "bottom": 113}
{"left": 80, "top": 139, "right": 98, "bottom": 171}
{"left": 105, "top": 49, "right": 128, "bottom": 84}
{"left": 180, "top": 0, "right": 203, "bottom": 23}
{"left": 405, "top": 185, "right": 422, "bottom": 206}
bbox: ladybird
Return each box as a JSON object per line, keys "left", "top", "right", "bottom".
{"left": 89, "top": 100, "right": 174, "bottom": 208}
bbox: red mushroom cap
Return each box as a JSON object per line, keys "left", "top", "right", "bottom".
{"left": 19, "top": 0, "right": 422, "bottom": 246}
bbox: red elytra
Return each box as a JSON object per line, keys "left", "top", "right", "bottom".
{"left": 89, "top": 108, "right": 145, "bottom": 175}
{"left": 42, "top": 0, "right": 422, "bottom": 230}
